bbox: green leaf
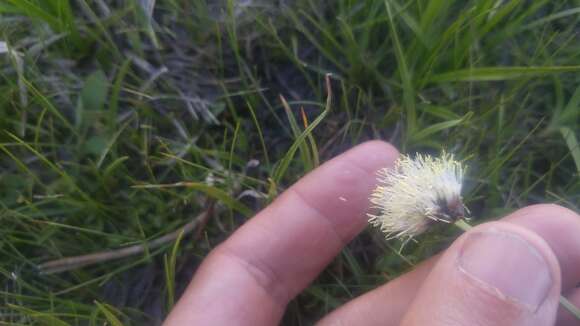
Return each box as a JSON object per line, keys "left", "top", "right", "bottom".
{"left": 411, "top": 112, "right": 472, "bottom": 143}
{"left": 7, "top": 304, "right": 70, "bottom": 326}
{"left": 183, "top": 183, "right": 251, "bottom": 217}
{"left": 103, "top": 156, "right": 129, "bottom": 180}
{"left": 559, "top": 86, "right": 580, "bottom": 124}
{"left": 280, "top": 96, "right": 314, "bottom": 172}
{"left": 82, "top": 70, "right": 109, "bottom": 111}
{"left": 5, "top": 0, "right": 59, "bottom": 28}
{"left": 164, "top": 229, "right": 185, "bottom": 311}
{"left": 24, "top": 79, "right": 76, "bottom": 133}
{"left": 273, "top": 75, "right": 332, "bottom": 183}
{"left": 94, "top": 301, "right": 124, "bottom": 326}
{"left": 0, "top": 3, "right": 18, "bottom": 13}
{"left": 560, "top": 127, "right": 580, "bottom": 174}
{"left": 385, "top": 0, "right": 416, "bottom": 137}
{"left": 523, "top": 7, "right": 580, "bottom": 31}
{"left": 84, "top": 135, "right": 108, "bottom": 156}
{"left": 133, "top": 182, "right": 252, "bottom": 217}
{"left": 430, "top": 66, "right": 580, "bottom": 82}
{"left": 108, "top": 59, "right": 132, "bottom": 130}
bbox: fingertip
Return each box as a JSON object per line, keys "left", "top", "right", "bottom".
{"left": 341, "top": 140, "right": 399, "bottom": 174}
{"left": 456, "top": 221, "right": 562, "bottom": 305}
{"left": 504, "top": 204, "right": 580, "bottom": 290}
{"left": 402, "top": 221, "right": 561, "bottom": 326}
{"left": 506, "top": 203, "right": 580, "bottom": 224}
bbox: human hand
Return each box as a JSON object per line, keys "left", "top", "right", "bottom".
{"left": 164, "top": 141, "right": 580, "bottom": 326}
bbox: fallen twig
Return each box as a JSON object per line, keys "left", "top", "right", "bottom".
{"left": 38, "top": 202, "right": 214, "bottom": 274}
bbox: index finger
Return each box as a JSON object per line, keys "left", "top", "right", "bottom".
{"left": 164, "top": 141, "right": 399, "bottom": 325}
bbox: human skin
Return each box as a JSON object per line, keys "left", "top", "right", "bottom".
{"left": 164, "top": 141, "right": 580, "bottom": 326}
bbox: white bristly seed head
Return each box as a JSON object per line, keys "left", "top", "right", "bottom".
{"left": 368, "top": 151, "right": 466, "bottom": 240}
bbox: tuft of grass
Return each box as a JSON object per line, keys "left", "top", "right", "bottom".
{"left": 0, "top": 0, "right": 579, "bottom": 324}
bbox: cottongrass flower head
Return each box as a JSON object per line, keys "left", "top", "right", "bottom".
{"left": 368, "top": 151, "right": 467, "bottom": 241}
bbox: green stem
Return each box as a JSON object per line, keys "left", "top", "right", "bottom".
{"left": 560, "top": 296, "right": 580, "bottom": 319}
{"left": 454, "top": 219, "right": 473, "bottom": 232}
{"left": 453, "top": 219, "right": 580, "bottom": 320}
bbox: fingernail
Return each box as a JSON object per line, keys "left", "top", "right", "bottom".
{"left": 458, "top": 229, "right": 553, "bottom": 311}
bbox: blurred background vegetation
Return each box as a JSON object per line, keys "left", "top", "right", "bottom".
{"left": 0, "top": 0, "right": 579, "bottom": 324}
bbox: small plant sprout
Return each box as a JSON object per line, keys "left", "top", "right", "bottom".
{"left": 368, "top": 151, "right": 468, "bottom": 241}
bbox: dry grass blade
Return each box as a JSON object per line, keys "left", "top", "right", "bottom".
{"left": 38, "top": 202, "right": 215, "bottom": 274}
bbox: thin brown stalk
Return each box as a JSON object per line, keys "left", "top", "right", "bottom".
{"left": 38, "top": 203, "right": 214, "bottom": 274}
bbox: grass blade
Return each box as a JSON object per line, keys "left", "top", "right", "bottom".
{"left": 431, "top": 66, "right": 580, "bottom": 82}
{"left": 385, "top": 0, "right": 416, "bottom": 138}
{"left": 560, "top": 127, "right": 580, "bottom": 175}
{"left": 273, "top": 74, "right": 333, "bottom": 183}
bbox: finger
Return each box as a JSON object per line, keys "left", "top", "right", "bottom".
{"left": 318, "top": 204, "right": 580, "bottom": 326}
{"left": 557, "top": 288, "right": 580, "bottom": 326}
{"left": 317, "top": 256, "right": 435, "bottom": 326}
{"left": 401, "top": 221, "right": 561, "bottom": 326}
{"left": 505, "top": 204, "right": 580, "bottom": 289}
{"left": 164, "top": 141, "right": 399, "bottom": 326}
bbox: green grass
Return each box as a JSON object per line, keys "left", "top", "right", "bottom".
{"left": 0, "top": 0, "right": 579, "bottom": 324}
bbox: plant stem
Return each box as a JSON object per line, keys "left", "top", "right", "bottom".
{"left": 454, "top": 219, "right": 473, "bottom": 232}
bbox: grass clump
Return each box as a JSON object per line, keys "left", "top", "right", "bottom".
{"left": 0, "top": 0, "right": 579, "bottom": 324}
